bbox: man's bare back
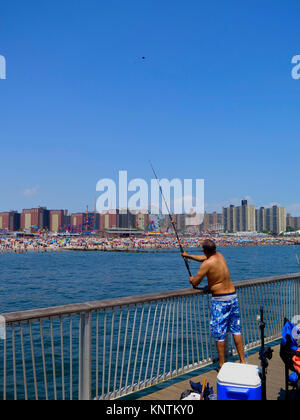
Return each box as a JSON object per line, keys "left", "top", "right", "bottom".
{"left": 202, "top": 253, "right": 235, "bottom": 296}
{"left": 182, "top": 251, "right": 235, "bottom": 295}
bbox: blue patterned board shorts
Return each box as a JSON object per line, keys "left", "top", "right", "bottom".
{"left": 210, "top": 294, "right": 242, "bottom": 342}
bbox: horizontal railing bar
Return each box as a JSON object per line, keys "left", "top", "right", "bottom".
{"left": 2, "top": 272, "right": 300, "bottom": 324}
{"left": 235, "top": 272, "right": 300, "bottom": 287}
{"left": 2, "top": 291, "right": 201, "bottom": 323}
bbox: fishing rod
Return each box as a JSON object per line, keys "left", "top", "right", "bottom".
{"left": 149, "top": 162, "right": 195, "bottom": 285}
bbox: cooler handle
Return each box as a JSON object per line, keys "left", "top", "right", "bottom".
{"left": 227, "top": 387, "right": 250, "bottom": 400}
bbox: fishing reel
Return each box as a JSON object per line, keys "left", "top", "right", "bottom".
{"left": 259, "top": 346, "right": 273, "bottom": 370}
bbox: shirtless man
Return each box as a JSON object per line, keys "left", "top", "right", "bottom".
{"left": 182, "top": 239, "right": 246, "bottom": 369}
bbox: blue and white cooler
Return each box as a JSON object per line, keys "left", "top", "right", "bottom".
{"left": 217, "top": 363, "right": 262, "bottom": 400}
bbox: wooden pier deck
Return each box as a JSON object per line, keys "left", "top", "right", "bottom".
{"left": 139, "top": 344, "right": 299, "bottom": 401}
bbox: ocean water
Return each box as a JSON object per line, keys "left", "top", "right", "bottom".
{"left": 0, "top": 245, "right": 299, "bottom": 400}
{"left": 0, "top": 246, "right": 299, "bottom": 314}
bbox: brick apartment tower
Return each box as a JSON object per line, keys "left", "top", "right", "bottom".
{"left": 21, "top": 207, "right": 49, "bottom": 230}
{"left": 99, "top": 211, "right": 118, "bottom": 230}
{"left": 0, "top": 211, "right": 20, "bottom": 231}
{"left": 49, "top": 210, "right": 69, "bottom": 233}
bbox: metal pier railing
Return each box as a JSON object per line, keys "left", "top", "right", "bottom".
{"left": 0, "top": 273, "right": 299, "bottom": 400}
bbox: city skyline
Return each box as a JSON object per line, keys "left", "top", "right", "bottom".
{"left": 0, "top": 200, "right": 298, "bottom": 234}
{"left": 0, "top": 195, "right": 299, "bottom": 217}
{"left": 0, "top": 199, "right": 297, "bottom": 214}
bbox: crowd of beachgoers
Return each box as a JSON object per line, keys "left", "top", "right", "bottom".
{"left": 0, "top": 233, "right": 299, "bottom": 253}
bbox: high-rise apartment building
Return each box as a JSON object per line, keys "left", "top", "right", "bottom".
{"left": 236, "top": 201, "right": 256, "bottom": 232}
{"left": 286, "top": 214, "right": 300, "bottom": 230}
{"left": 287, "top": 214, "right": 294, "bottom": 229}
{"left": 256, "top": 207, "right": 267, "bottom": 232}
{"left": 99, "top": 210, "right": 118, "bottom": 230}
{"left": 0, "top": 211, "right": 20, "bottom": 231}
{"left": 223, "top": 205, "right": 237, "bottom": 233}
{"left": 294, "top": 217, "right": 300, "bottom": 229}
{"left": 21, "top": 207, "right": 49, "bottom": 231}
{"left": 266, "top": 206, "right": 286, "bottom": 234}
{"left": 49, "top": 210, "right": 70, "bottom": 232}
{"left": 223, "top": 200, "right": 283, "bottom": 233}
{"left": 117, "top": 209, "right": 136, "bottom": 229}
{"left": 202, "top": 212, "right": 224, "bottom": 232}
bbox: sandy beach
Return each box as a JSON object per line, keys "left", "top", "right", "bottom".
{"left": 0, "top": 233, "right": 298, "bottom": 253}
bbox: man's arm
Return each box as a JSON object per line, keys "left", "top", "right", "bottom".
{"left": 189, "top": 261, "right": 210, "bottom": 287}
{"left": 182, "top": 252, "right": 207, "bottom": 263}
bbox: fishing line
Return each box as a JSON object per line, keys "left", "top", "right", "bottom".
{"left": 149, "top": 162, "right": 194, "bottom": 283}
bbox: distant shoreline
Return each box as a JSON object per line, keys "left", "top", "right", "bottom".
{"left": 0, "top": 242, "right": 299, "bottom": 254}
{"left": 1, "top": 232, "right": 299, "bottom": 254}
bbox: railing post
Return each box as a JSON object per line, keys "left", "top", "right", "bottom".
{"left": 224, "top": 334, "right": 231, "bottom": 361}
{"left": 297, "top": 278, "right": 300, "bottom": 316}
{"left": 295, "top": 278, "right": 300, "bottom": 324}
{"left": 79, "top": 312, "right": 92, "bottom": 400}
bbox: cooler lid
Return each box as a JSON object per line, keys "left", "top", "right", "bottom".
{"left": 217, "top": 363, "right": 261, "bottom": 388}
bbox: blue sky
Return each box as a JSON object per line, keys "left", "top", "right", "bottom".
{"left": 0, "top": 0, "right": 300, "bottom": 215}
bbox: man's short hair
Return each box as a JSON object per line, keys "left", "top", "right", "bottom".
{"left": 202, "top": 239, "right": 217, "bottom": 254}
